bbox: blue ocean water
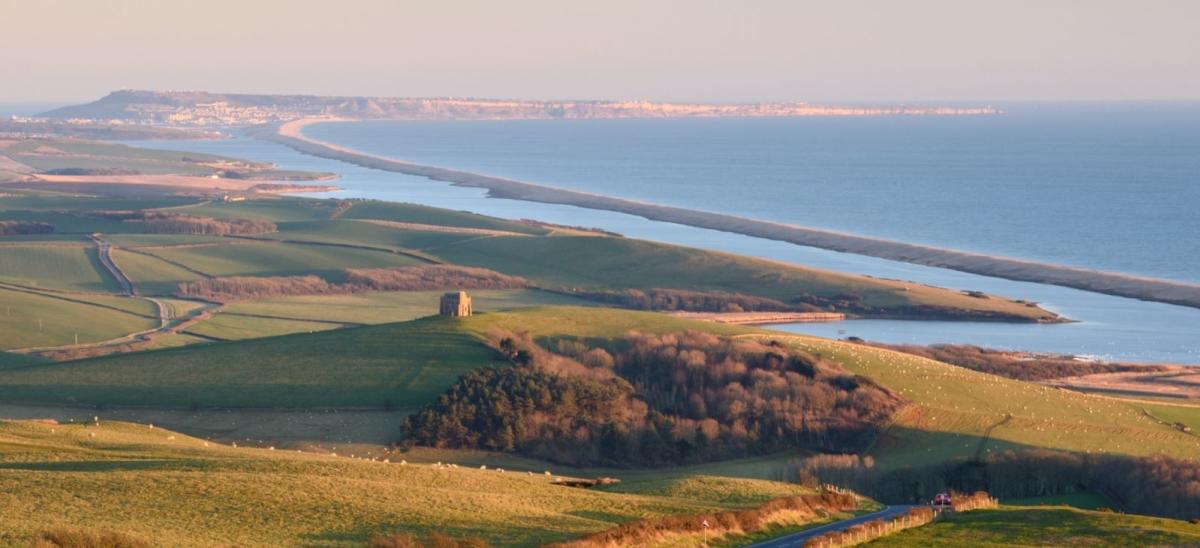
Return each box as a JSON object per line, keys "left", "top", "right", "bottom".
{"left": 123, "top": 104, "right": 1200, "bottom": 363}
{"left": 305, "top": 103, "right": 1200, "bottom": 283}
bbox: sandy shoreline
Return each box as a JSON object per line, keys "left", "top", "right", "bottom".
{"left": 265, "top": 118, "right": 1200, "bottom": 311}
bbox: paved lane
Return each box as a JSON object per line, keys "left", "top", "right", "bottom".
{"left": 747, "top": 505, "right": 917, "bottom": 548}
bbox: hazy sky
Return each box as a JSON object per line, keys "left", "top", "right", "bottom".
{"left": 3, "top": 0, "right": 1198, "bottom": 103}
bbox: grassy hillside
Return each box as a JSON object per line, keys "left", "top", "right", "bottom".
{"left": 752, "top": 333, "right": 1200, "bottom": 465}
{"left": 429, "top": 235, "right": 1055, "bottom": 321}
{"left": 0, "top": 316, "right": 504, "bottom": 408}
{"left": 0, "top": 419, "right": 823, "bottom": 547}
{"left": 5, "top": 306, "right": 1193, "bottom": 468}
{"left": 864, "top": 506, "right": 1200, "bottom": 547}
{"left": 1, "top": 191, "right": 1060, "bottom": 322}
{"left": 256, "top": 219, "right": 483, "bottom": 252}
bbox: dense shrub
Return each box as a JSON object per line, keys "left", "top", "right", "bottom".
{"left": 864, "top": 343, "right": 1169, "bottom": 381}
{"left": 402, "top": 331, "right": 904, "bottom": 466}
{"left": 176, "top": 265, "right": 527, "bottom": 301}
{"left": 0, "top": 220, "right": 54, "bottom": 236}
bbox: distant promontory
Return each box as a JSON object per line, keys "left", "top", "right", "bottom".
{"left": 39, "top": 90, "right": 998, "bottom": 125}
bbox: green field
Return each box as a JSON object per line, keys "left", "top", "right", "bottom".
{"left": 257, "top": 219, "right": 482, "bottom": 252}
{"left": 0, "top": 304, "right": 1194, "bottom": 467}
{"left": 0, "top": 316, "right": 504, "bottom": 408}
{"left": 1138, "top": 401, "right": 1200, "bottom": 434}
{"left": 0, "top": 287, "right": 158, "bottom": 350}
{"left": 140, "top": 241, "right": 423, "bottom": 279}
{"left": 0, "top": 419, "right": 826, "bottom": 546}
{"left": 864, "top": 506, "right": 1200, "bottom": 547}
{"left": 1, "top": 191, "right": 1061, "bottom": 324}
{"left": 429, "top": 235, "right": 1054, "bottom": 321}
{"left": 0, "top": 189, "right": 197, "bottom": 213}
{"left": 110, "top": 248, "right": 206, "bottom": 295}
{"left": 185, "top": 312, "right": 344, "bottom": 341}
{"left": 0, "top": 244, "right": 115, "bottom": 292}
{"left": 339, "top": 200, "right": 548, "bottom": 235}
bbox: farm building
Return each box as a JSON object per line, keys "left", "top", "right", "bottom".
{"left": 439, "top": 291, "right": 472, "bottom": 317}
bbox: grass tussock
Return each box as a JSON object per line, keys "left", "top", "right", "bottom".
{"left": 31, "top": 528, "right": 151, "bottom": 548}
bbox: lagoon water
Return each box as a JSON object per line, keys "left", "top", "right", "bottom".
{"left": 305, "top": 103, "right": 1200, "bottom": 284}
{"left": 126, "top": 105, "right": 1200, "bottom": 363}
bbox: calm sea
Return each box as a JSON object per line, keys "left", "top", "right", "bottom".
{"left": 124, "top": 104, "right": 1200, "bottom": 362}
{"left": 305, "top": 103, "right": 1200, "bottom": 283}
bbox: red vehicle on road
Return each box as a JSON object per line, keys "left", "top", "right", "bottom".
{"left": 932, "top": 492, "right": 953, "bottom": 506}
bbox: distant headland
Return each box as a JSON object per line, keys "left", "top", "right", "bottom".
{"left": 38, "top": 90, "right": 999, "bottom": 125}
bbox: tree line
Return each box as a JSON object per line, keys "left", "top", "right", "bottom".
{"left": 176, "top": 265, "right": 528, "bottom": 302}
{"left": 402, "top": 330, "right": 904, "bottom": 466}
{"left": 0, "top": 220, "right": 54, "bottom": 236}
{"left": 94, "top": 210, "right": 276, "bottom": 236}
{"left": 791, "top": 449, "right": 1200, "bottom": 520}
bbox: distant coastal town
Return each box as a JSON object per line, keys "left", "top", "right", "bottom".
{"left": 32, "top": 89, "right": 1000, "bottom": 127}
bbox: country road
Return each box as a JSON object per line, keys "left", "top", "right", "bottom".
{"left": 747, "top": 505, "right": 916, "bottom": 548}
{"left": 90, "top": 233, "right": 136, "bottom": 296}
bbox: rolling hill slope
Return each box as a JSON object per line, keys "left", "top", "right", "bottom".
{"left": 2, "top": 307, "right": 1195, "bottom": 467}
{"left": 0, "top": 418, "right": 829, "bottom": 547}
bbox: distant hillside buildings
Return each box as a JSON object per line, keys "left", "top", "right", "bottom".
{"left": 439, "top": 291, "right": 472, "bottom": 317}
